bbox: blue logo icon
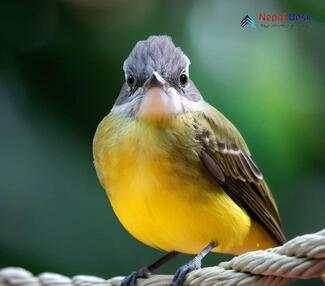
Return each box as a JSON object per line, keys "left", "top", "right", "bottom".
{"left": 241, "top": 15, "right": 256, "bottom": 28}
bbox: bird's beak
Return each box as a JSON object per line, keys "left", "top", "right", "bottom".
{"left": 138, "top": 71, "right": 181, "bottom": 119}
{"left": 144, "top": 71, "right": 167, "bottom": 89}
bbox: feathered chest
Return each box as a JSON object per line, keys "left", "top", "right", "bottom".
{"left": 101, "top": 116, "right": 203, "bottom": 196}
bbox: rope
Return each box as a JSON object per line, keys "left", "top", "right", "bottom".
{"left": 0, "top": 229, "right": 324, "bottom": 286}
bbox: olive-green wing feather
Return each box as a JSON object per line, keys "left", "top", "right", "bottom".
{"left": 195, "top": 106, "right": 286, "bottom": 245}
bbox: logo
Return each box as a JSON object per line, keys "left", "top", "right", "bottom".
{"left": 259, "top": 12, "right": 312, "bottom": 22}
{"left": 241, "top": 15, "right": 256, "bottom": 28}
{"left": 241, "top": 12, "right": 312, "bottom": 29}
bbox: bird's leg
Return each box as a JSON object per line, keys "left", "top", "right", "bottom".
{"left": 121, "top": 251, "right": 178, "bottom": 286}
{"left": 147, "top": 251, "right": 179, "bottom": 272}
{"left": 170, "top": 241, "right": 217, "bottom": 286}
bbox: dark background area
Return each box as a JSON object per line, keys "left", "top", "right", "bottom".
{"left": 0, "top": 0, "right": 324, "bottom": 285}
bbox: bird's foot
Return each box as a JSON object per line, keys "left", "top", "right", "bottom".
{"left": 121, "top": 267, "right": 150, "bottom": 286}
{"left": 170, "top": 258, "right": 201, "bottom": 286}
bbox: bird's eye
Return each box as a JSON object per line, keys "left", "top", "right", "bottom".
{"left": 179, "top": 73, "right": 188, "bottom": 86}
{"left": 127, "top": 74, "right": 135, "bottom": 87}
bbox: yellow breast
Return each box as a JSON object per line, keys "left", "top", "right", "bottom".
{"left": 93, "top": 114, "right": 276, "bottom": 254}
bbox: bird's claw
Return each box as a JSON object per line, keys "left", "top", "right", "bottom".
{"left": 121, "top": 267, "right": 150, "bottom": 286}
{"left": 170, "top": 259, "right": 201, "bottom": 286}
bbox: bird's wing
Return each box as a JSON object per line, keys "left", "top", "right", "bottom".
{"left": 195, "top": 106, "right": 286, "bottom": 245}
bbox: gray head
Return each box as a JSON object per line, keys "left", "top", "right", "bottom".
{"left": 111, "top": 35, "right": 204, "bottom": 120}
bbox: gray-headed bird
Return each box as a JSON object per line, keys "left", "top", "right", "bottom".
{"left": 93, "top": 35, "right": 286, "bottom": 286}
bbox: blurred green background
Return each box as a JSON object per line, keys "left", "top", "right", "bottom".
{"left": 0, "top": 0, "right": 324, "bottom": 285}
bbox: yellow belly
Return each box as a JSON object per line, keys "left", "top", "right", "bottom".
{"left": 95, "top": 116, "right": 276, "bottom": 254}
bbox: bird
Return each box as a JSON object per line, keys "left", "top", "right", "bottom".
{"left": 93, "top": 35, "right": 286, "bottom": 286}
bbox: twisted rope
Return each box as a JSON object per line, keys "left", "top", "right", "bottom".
{"left": 1, "top": 229, "right": 324, "bottom": 286}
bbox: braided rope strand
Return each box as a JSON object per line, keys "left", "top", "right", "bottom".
{"left": 0, "top": 229, "right": 324, "bottom": 286}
